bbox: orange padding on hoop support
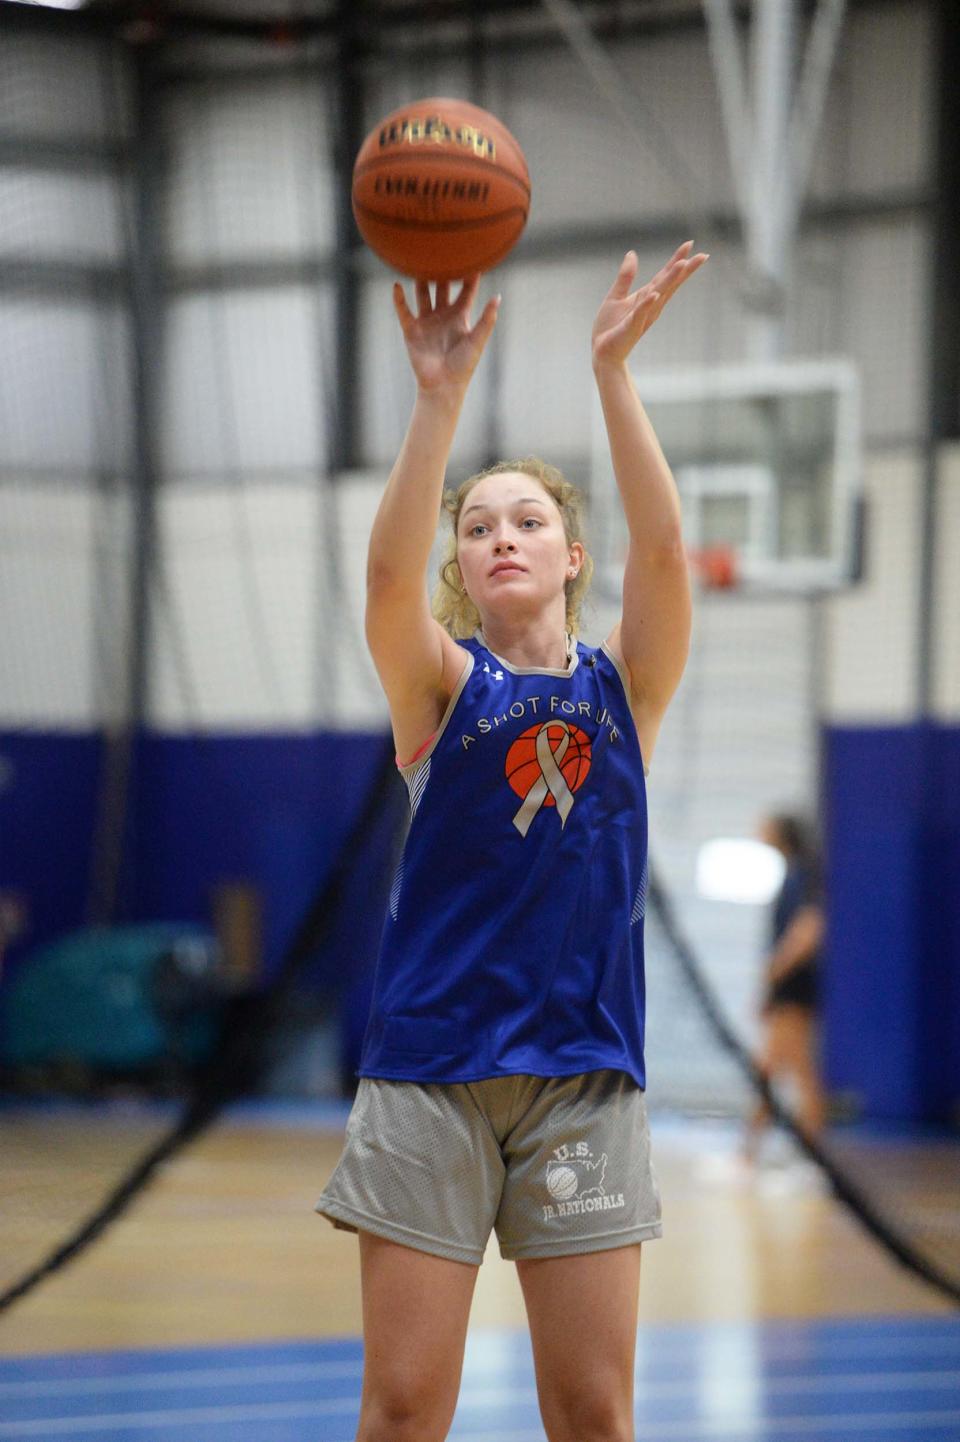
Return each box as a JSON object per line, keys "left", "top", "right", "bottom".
{"left": 687, "top": 544, "right": 739, "bottom": 590}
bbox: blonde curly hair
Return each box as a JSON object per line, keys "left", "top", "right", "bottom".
{"left": 431, "top": 457, "right": 594, "bottom": 640}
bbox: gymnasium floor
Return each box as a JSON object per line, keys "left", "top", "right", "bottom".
{"left": 0, "top": 1102, "right": 957, "bottom": 1441}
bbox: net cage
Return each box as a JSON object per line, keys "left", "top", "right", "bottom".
{"left": 0, "top": 0, "right": 958, "bottom": 1312}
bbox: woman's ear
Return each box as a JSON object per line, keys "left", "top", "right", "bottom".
{"left": 568, "top": 540, "right": 585, "bottom": 574}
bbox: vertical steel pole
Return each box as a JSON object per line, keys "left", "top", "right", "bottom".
{"left": 919, "top": 1, "right": 960, "bottom": 714}
{"left": 468, "top": 4, "right": 502, "bottom": 468}
{"left": 88, "top": 41, "right": 164, "bottom": 924}
{"left": 746, "top": 0, "right": 794, "bottom": 363}
{"left": 332, "top": 0, "right": 364, "bottom": 476}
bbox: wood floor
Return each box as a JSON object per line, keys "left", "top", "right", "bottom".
{"left": 0, "top": 1103, "right": 952, "bottom": 1357}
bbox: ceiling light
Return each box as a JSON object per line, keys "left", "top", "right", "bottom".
{"left": 8, "top": 1, "right": 90, "bottom": 10}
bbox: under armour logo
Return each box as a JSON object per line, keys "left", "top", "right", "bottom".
{"left": 483, "top": 663, "right": 505, "bottom": 680}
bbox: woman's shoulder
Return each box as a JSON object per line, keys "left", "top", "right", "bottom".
{"left": 782, "top": 859, "right": 824, "bottom": 904}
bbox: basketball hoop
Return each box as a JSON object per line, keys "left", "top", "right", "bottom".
{"left": 687, "top": 544, "right": 740, "bottom": 591}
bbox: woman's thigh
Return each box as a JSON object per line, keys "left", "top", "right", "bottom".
{"left": 765, "top": 1005, "right": 814, "bottom": 1070}
{"left": 494, "top": 1069, "right": 661, "bottom": 1260}
{"left": 516, "top": 1243, "right": 642, "bottom": 1441}
{"left": 357, "top": 1229, "right": 480, "bottom": 1433}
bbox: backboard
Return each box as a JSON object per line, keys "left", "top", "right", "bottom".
{"left": 589, "top": 357, "right": 863, "bottom": 596}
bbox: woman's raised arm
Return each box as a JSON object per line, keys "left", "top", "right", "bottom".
{"left": 593, "top": 242, "right": 708, "bottom": 713}
{"left": 366, "top": 275, "right": 500, "bottom": 591}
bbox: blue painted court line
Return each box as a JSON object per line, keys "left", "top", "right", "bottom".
{"left": 216, "top": 1098, "right": 355, "bottom": 1130}
{"left": 1, "top": 1316, "right": 957, "bottom": 1442}
{"left": 0, "top": 1097, "right": 356, "bottom": 1135}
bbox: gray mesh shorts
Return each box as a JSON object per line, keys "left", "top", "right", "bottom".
{"left": 316, "top": 1068, "right": 662, "bottom": 1265}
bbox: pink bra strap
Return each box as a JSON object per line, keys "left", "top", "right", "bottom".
{"left": 396, "top": 730, "right": 437, "bottom": 769}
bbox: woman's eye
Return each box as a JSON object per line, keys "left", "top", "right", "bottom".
{"left": 469, "top": 519, "right": 541, "bottom": 537}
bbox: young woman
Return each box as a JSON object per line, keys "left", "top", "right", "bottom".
{"left": 318, "top": 241, "right": 708, "bottom": 1442}
{"left": 746, "top": 811, "right": 827, "bottom": 1160}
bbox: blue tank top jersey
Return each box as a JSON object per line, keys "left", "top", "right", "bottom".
{"left": 358, "top": 627, "right": 651, "bottom": 1090}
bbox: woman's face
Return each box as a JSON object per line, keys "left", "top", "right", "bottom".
{"left": 456, "top": 472, "right": 582, "bottom": 623}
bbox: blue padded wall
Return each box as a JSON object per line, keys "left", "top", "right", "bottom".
{"left": 823, "top": 723, "right": 960, "bottom": 1123}
{"left": 5, "top": 724, "right": 957, "bottom": 1111}
{"left": 0, "top": 732, "right": 102, "bottom": 966}
{"left": 0, "top": 728, "right": 403, "bottom": 1083}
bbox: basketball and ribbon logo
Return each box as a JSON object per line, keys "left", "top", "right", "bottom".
{"left": 542, "top": 1141, "right": 626, "bottom": 1221}
{"left": 547, "top": 1151, "right": 606, "bottom": 1200}
{"left": 505, "top": 721, "right": 592, "bottom": 837}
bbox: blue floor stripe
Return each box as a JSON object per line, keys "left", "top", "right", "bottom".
{"left": 1, "top": 1317, "right": 958, "bottom": 1442}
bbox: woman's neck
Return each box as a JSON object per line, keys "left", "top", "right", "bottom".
{"left": 477, "top": 621, "right": 572, "bottom": 670}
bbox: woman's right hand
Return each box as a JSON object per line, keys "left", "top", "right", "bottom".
{"left": 392, "top": 275, "right": 501, "bottom": 398}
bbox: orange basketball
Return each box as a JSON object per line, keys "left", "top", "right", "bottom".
{"left": 505, "top": 723, "right": 592, "bottom": 805}
{"left": 352, "top": 97, "right": 530, "bottom": 280}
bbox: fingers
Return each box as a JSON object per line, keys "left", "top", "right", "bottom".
{"left": 607, "top": 250, "right": 639, "bottom": 300}
{"left": 661, "top": 253, "right": 708, "bottom": 306}
{"left": 594, "top": 241, "right": 708, "bottom": 360}
{"left": 469, "top": 293, "right": 501, "bottom": 350}
{"left": 454, "top": 273, "right": 482, "bottom": 313}
{"left": 598, "top": 288, "right": 659, "bottom": 356}
{"left": 392, "top": 281, "right": 415, "bottom": 332}
{"left": 395, "top": 274, "right": 495, "bottom": 340}
{"left": 608, "top": 242, "right": 705, "bottom": 310}
{"left": 404, "top": 277, "right": 472, "bottom": 318}
{"left": 653, "top": 242, "right": 709, "bottom": 298}
{"left": 626, "top": 288, "right": 660, "bottom": 335}
{"left": 661, "top": 240, "right": 695, "bottom": 277}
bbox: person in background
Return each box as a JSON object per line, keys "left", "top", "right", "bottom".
{"left": 0, "top": 891, "right": 28, "bottom": 982}
{"left": 745, "top": 812, "right": 827, "bottom": 1160}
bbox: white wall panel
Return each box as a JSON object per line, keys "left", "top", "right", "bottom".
{"left": 807, "top": 0, "right": 932, "bottom": 202}
{"left": 497, "top": 248, "right": 732, "bottom": 471}
{"left": 787, "top": 221, "right": 928, "bottom": 445}
{"left": 833, "top": 220, "right": 929, "bottom": 447}
{"left": 0, "top": 300, "right": 131, "bottom": 474}
{"left": 151, "top": 471, "right": 444, "bottom": 732}
{"left": 0, "top": 488, "right": 98, "bottom": 726}
{"left": 323, "top": 470, "right": 415, "bottom": 730}
{"left": 823, "top": 450, "right": 920, "bottom": 722}
{"left": 165, "top": 77, "right": 335, "bottom": 264}
{"left": 151, "top": 484, "right": 319, "bottom": 728}
{"left": 163, "top": 287, "right": 329, "bottom": 477}
{"left": 0, "top": 169, "right": 125, "bottom": 264}
{"left": 498, "top": 254, "right": 610, "bottom": 465}
{"left": 787, "top": 231, "right": 846, "bottom": 359}
{"left": 0, "top": 36, "right": 130, "bottom": 142}
{"left": 363, "top": 58, "right": 472, "bottom": 136}
{"left": 491, "top": 33, "right": 730, "bottom": 231}
{"left": 933, "top": 443, "right": 960, "bottom": 721}
{"left": 0, "top": 1, "right": 947, "bottom": 757}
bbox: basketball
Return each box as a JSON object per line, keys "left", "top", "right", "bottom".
{"left": 547, "top": 1165, "right": 579, "bottom": 1201}
{"left": 351, "top": 97, "right": 530, "bottom": 280}
{"left": 505, "top": 722, "right": 592, "bottom": 805}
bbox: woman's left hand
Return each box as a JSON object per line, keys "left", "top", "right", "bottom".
{"left": 592, "top": 241, "right": 708, "bottom": 369}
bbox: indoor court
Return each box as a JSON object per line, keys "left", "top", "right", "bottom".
{"left": 0, "top": 1106, "right": 957, "bottom": 1437}
{"left": 1, "top": 2, "right": 958, "bottom": 1441}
